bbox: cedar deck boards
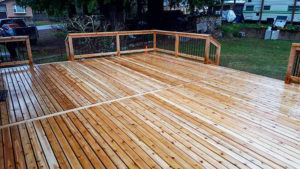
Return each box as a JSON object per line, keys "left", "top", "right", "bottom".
{"left": 0, "top": 53, "right": 300, "bottom": 168}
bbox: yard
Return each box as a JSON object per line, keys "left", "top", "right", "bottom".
{"left": 220, "top": 38, "right": 300, "bottom": 80}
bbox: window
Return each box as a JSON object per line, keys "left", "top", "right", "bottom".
{"left": 246, "top": 5, "right": 254, "bottom": 11}
{"left": 288, "top": 6, "right": 300, "bottom": 11}
{"left": 0, "top": 5, "right": 6, "bottom": 12}
{"left": 264, "top": 6, "right": 271, "bottom": 10}
{"left": 13, "top": 4, "right": 26, "bottom": 14}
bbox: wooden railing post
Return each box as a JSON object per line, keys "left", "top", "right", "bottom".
{"left": 65, "top": 39, "right": 70, "bottom": 61}
{"left": 175, "top": 34, "right": 179, "bottom": 57}
{"left": 285, "top": 45, "right": 296, "bottom": 84}
{"left": 153, "top": 32, "right": 157, "bottom": 52}
{"left": 116, "top": 34, "right": 121, "bottom": 57}
{"left": 215, "top": 46, "right": 221, "bottom": 65}
{"left": 25, "top": 37, "right": 33, "bottom": 68}
{"left": 68, "top": 36, "right": 75, "bottom": 61}
{"left": 204, "top": 37, "right": 211, "bottom": 64}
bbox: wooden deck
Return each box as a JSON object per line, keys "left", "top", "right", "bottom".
{"left": 1, "top": 53, "right": 300, "bottom": 169}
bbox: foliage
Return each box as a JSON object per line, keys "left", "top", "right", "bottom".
{"left": 16, "top": 0, "right": 133, "bottom": 15}
{"left": 56, "top": 15, "right": 115, "bottom": 54}
{"left": 17, "top": 0, "right": 217, "bottom": 16}
{"left": 16, "top": 0, "right": 72, "bottom": 16}
{"left": 221, "top": 23, "right": 300, "bottom": 37}
{"left": 221, "top": 24, "right": 243, "bottom": 37}
{"left": 65, "top": 15, "right": 109, "bottom": 33}
{"left": 188, "top": 0, "right": 216, "bottom": 8}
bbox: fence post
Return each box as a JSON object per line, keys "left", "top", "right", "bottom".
{"left": 285, "top": 45, "right": 296, "bottom": 84}
{"left": 204, "top": 37, "right": 210, "bottom": 64}
{"left": 116, "top": 34, "right": 121, "bottom": 57}
{"left": 153, "top": 32, "right": 157, "bottom": 52}
{"left": 68, "top": 36, "right": 75, "bottom": 61}
{"left": 25, "top": 37, "right": 33, "bottom": 68}
{"left": 215, "top": 46, "right": 221, "bottom": 65}
{"left": 175, "top": 34, "right": 179, "bottom": 57}
{"left": 65, "top": 37, "right": 70, "bottom": 61}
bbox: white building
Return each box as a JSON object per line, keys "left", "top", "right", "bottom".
{"left": 243, "top": 0, "right": 300, "bottom": 22}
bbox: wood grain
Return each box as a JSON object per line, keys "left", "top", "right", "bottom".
{"left": 0, "top": 53, "right": 299, "bottom": 169}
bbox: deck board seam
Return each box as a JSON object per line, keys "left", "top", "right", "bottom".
{"left": 0, "top": 69, "right": 239, "bottom": 129}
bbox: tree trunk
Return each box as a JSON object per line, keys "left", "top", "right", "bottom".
{"left": 220, "top": 0, "right": 224, "bottom": 17}
{"left": 233, "top": 0, "right": 236, "bottom": 11}
{"left": 258, "top": 0, "right": 264, "bottom": 24}
{"left": 97, "top": 0, "right": 126, "bottom": 30}
{"left": 147, "top": 0, "right": 164, "bottom": 28}
{"left": 82, "top": 3, "right": 90, "bottom": 15}
{"left": 291, "top": 0, "right": 297, "bottom": 25}
{"left": 68, "top": 3, "right": 77, "bottom": 18}
{"left": 137, "top": 0, "right": 143, "bottom": 18}
{"left": 109, "top": 0, "right": 126, "bottom": 30}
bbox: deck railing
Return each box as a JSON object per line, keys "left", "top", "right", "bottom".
{"left": 0, "top": 36, "right": 33, "bottom": 68}
{"left": 65, "top": 30, "right": 221, "bottom": 65}
{"left": 285, "top": 43, "right": 300, "bottom": 84}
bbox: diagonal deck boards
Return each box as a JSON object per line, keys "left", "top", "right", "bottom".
{"left": 0, "top": 53, "right": 300, "bottom": 168}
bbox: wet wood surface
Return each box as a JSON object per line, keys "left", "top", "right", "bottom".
{"left": 0, "top": 53, "right": 300, "bottom": 168}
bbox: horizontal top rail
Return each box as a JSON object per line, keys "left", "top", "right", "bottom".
{"left": 0, "top": 35, "right": 33, "bottom": 68}
{"left": 68, "top": 30, "right": 154, "bottom": 38}
{"left": 292, "top": 43, "right": 300, "bottom": 47}
{"left": 209, "top": 36, "right": 221, "bottom": 47}
{"left": 153, "top": 30, "right": 211, "bottom": 39}
{"left": 67, "top": 30, "right": 213, "bottom": 39}
{"left": 292, "top": 43, "right": 300, "bottom": 51}
{"left": 0, "top": 36, "right": 29, "bottom": 42}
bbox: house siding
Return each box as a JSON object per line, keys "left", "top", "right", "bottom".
{"left": 0, "top": 0, "right": 33, "bottom": 19}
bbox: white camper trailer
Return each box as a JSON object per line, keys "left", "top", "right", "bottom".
{"left": 243, "top": 0, "right": 300, "bottom": 23}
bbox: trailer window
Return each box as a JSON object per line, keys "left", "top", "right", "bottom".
{"left": 246, "top": 6, "right": 254, "bottom": 11}
{"left": 264, "top": 6, "right": 271, "bottom": 10}
{"left": 288, "top": 6, "right": 300, "bottom": 12}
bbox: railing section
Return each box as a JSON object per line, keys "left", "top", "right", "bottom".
{"left": 0, "top": 36, "right": 33, "bottom": 68}
{"left": 286, "top": 43, "right": 300, "bottom": 84}
{"left": 65, "top": 30, "right": 221, "bottom": 65}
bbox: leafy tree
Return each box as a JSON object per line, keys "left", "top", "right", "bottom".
{"left": 16, "top": 0, "right": 77, "bottom": 17}
{"left": 17, "top": 0, "right": 133, "bottom": 29}
{"left": 147, "top": 0, "right": 217, "bottom": 28}
{"left": 17, "top": 0, "right": 217, "bottom": 29}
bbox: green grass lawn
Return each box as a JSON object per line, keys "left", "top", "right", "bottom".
{"left": 220, "top": 38, "right": 300, "bottom": 80}
{"left": 35, "top": 21, "right": 62, "bottom": 26}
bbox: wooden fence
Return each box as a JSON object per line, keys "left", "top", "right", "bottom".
{"left": 285, "top": 43, "right": 300, "bottom": 84}
{"left": 0, "top": 36, "right": 33, "bottom": 68}
{"left": 65, "top": 30, "right": 221, "bottom": 65}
